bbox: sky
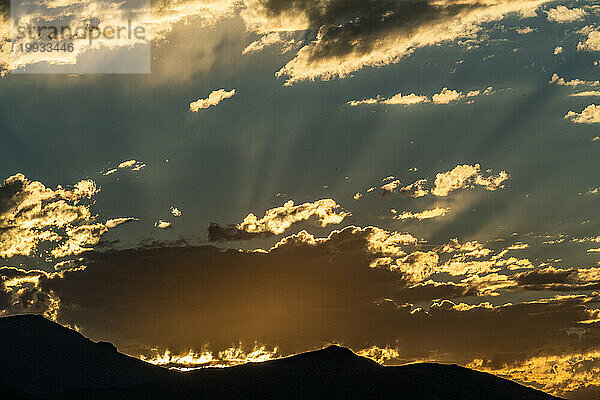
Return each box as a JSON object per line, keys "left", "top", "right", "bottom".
{"left": 1, "top": 0, "right": 600, "bottom": 398}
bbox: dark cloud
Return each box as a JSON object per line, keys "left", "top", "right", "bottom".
{"left": 208, "top": 222, "right": 272, "bottom": 242}
{"left": 515, "top": 268, "right": 574, "bottom": 285}
{"left": 261, "top": 0, "right": 464, "bottom": 60}
{"left": 246, "top": 0, "right": 547, "bottom": 82}
{"left": 394, "top": 281, "right": 472, "bottom": 303}
{"left": 0, "top": 267, "right": 56, "bottom": 316}
{"left": 0, "top": 175, "right": 24, "bottom": 216}
{"left": 515, "top": 267, "right": 600, "bottom": 291}
{"left": 0, "top": 227, "right": 586, "bottom": 369}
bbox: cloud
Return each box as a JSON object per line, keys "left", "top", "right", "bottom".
{"left": 248, "top": 0, "right": 551, "bottom": 84}
{"left": 565, "top": 104, "right": 600, "bottom": 124}
{"left": 4, "top": 220, "right": 600, "bottom": 398}
{"left": 432, "top": 88, "right": 463, "bottom": 104}
{"left": 357, "top": 163, "right": 507, "bottom": 200}
{"left": 515, "top": 26, "right": 535, "bottom": 34}
{"left": 189, "top": 89, "right": 237, "bottom": 111}
{"left": 514, "top": 267, "right": 600, "bottom": 291}
{"left": 0, "top": 267, "right": 60, "bottom": 320}
{"left": 0, "top": 174, "right": 108, "bottom": 259}
{"left": 550, "top": 73, "right": 600, "bottom": 87}
{"left": 118, "top": 160, "right": 138, "bottom": 169}
{"left": 570, "top": 91, "right": 600, "bottom": 96}
{"left": 470, "top": 350, "right": 600, "bottom": 397}
{"left": 0, "top": 0, "right": 240, "bottom": 74}
{"left": 348, "top": 87, "right": 493, "bottom": 106}
{"left": 348, "top": 93, "right": 429, "bottom": 107}
{"left": 155, "top": 220, "right": 172, "bottom": 229}
{"left": 141, "top": 343, "right": 279, "bottom": 369}
{"left": 147, "top": 0, "right": 238, "bottom": 40}
{"left": 101, "top": 160, "right": 146, "bottom": 175}
{"left": 396, "top": 207, "right": 450, "bottom": 221}
{"left": 105, "top": 217, "right": 138, "bottom": 229}
{"left": 209, "top": 199, "right": 349, "bottom": 241}
{"left": 242, "top": 32, "right": 285, "bottom": 54}
{"left": 25, "top": 245, "right": 600, "bottom": 372}
{"left": 117, "top": 160, "right": 146, "bottom": 171}
{"left": 380, "top": 179, "right": 402, "bottom": 195}
{"left": 578, "top": 26, "right": 600, "bottom": 52}
{"left": 399, "top": 179, "right": 429, "bottom": 198}
{"left": 546, "top": 6, "right": 586, "bottom": 23}
{"left": 553, "top": 46, "right": 563, "bottom": 55}
{"left": 431, "top": 164, "right": 509, "bottom": 196}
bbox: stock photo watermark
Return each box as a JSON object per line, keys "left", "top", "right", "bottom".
{"left": 9, "top": 0, "right": 151, "bottom": 73}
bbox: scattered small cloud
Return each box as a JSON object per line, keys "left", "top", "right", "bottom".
{"left": 570, "top": 91, "right": 600, "bottom": 96}
{"left": 516, "top": 26, "right": 535, "bottom": 34}
{"left": 550, "top": 73, "right": 600, "bottom": 87}
{"left": 170, "top": 207, "right": 182, "bottom": 217}
{"left": 381, "top": 180, "right": 402, "bottom": 195}
{"left": 348, "top": 87, "right": 493, "bottom": 107}
{"left": 432, "top": 88, "right": 463, "bottom": 104}
{"left": 209, "top": 199, "right": 349, "bottom": 241}
{"left": 155, "top": 220, "right": 172, "bottom": 229}
{"left": 101, "top": 168, "right": 117, "bottom": 176}
{"left": 577, "top": 26, "right": 600, "bottom": 52}
{"left": 565, "top": 104, "right": 600, "bottom": 124}
{"left": 554, "top": 46, "right": 563, "bottom": 55}
{"left": 432, "top": 164, "right": 509, "bottom": 197}
{"left": 105, "top": 217, "right": 138, "bottom": 229}
{"left": 396, "top": 207, "right": 450, "bottom": 221}
{"left": 546, "top": 6, "right": 586, "bottom": 23}
{"left": 242, "top": 32, "right": 287, "bottom": 54}
{"left": 399, "top": 179, "right": 429, "bottom": 198}
{"left": 189, "top": 89, "right": 236, "bottom": 112}
{"left": 116, "top": 160, "right": 146, "bottom": 171}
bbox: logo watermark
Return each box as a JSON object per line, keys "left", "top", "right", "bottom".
{"left": 9, "top": 0, "right": 151, "bottom": 73}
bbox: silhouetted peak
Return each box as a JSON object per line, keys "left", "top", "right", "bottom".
{"left": 276, "top": 344, "right": 379, "bottom": 370}
{"left": 96, "top": 341, "right": 118, "bottom": 352}
{"left": 0, "top": 314, "right": 120, "bottom": 351}
{"left": 1, "top": 313, "right": 48, "bottom": 323}
{"left": 0, "top": 313, "right": 85, "bottom": 345}
{"left": 317, "top": 345, "right": 357, "bottom": 358}
{"left": 0, "top": 313, "right": 171, "bottom": 395}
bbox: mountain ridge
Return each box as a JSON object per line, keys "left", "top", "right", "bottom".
{"left": 0, "top": 314, "right": 562, "bottom": 400}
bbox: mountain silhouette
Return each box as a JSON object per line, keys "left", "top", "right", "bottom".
{"left": 0, "top": 314, "right": 172, "bottom": 396}
{"left": 0, "top": 314, "right": 561, "bottom": 400}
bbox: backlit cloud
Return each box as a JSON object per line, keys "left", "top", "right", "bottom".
{"left": 396, "top": 207, "right": 450, "bottom": 221}
{"left": 189, "top": 88, "right": 237, "bottom": 111}
{"left": 570, "top": 91, "right": 600, "bottom": 97}
{"left": 578, "top": 26, "right": 600, "bottom": 52}
{"left": 550, "top": 73, "right": 600, "bottom": 87}
{"left": 105, "top": 217, "right": 138, "bottom": 229}
{"left": 348, "top": 87, "right": 493, "bottom": 106}
{"left": 431, "top": 164, "right": 509, "bottom": 196}
{"left": 546, "top": 6, "right": 586, "bottom": 23}
{"left": 565, "top": 104, "right": 600, "bottom": 124}
{"left": 257, "top": 0, "right": 551, "bottom": 84}
{"left": 348, "top": 93, "right": 429, "bottom": 107}
{"left": 0, "top": 174, "right": 138, "bottom": 260}
{"left": 470, "top": 350, "right": 600, "bottom": 397}
{"left": 0, "top": 174, "right": 104, "bottom": 259}
{"left": 3, "top": 215, "right": 600, "bottom": 399}
{"left": 242, "top": 32, "right": 286, "bottom": 55}
{"left": 209, "top": 199, "right": 349, "bottom": 241}
{"left": 432, "top": 88, "right": 463, "bottom": 104}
